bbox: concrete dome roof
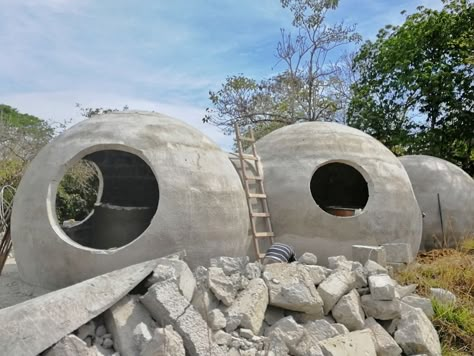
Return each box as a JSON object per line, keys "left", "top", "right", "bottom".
{"left": 400, "top": 155, "right": 474, "bottom": 250}
{"left": 12, "top": 111, "right": 251, "bottom": 289}
{"left": 255, "top": 122, "right": 422, "bottom": 264}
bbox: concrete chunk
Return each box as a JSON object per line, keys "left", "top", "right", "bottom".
{"left": 226, "top": 278, "right": 268, "bottom": 334}
{"left": 318, "top": 329, "right": 377, "bottom": 356}
{"left": 352, "top": 245, "right": 387, "bottom": 266}
{"left": 44, "top": 335, "right": 94, "bottom": 356}
{"left": 383, "top": 243, "right": 413, "bottom": 263}
{"left": 210, "top": 256, "right": 249, "bottom": 276}
{"left": 133, "top": 322, "right": 153, "bottom": 353}
{"left": 304, "top": 265, "right": 331, "bottom": 285}
{"left": 105, "top": 295, "right": 156, "bottom": 356}
{"left": 361, "top": 294, "right": 401, "bottom": 320}
{"left": 317, "top": 270, "right": 355, "bottom": 314}
{"left": 147, "top": 258, "right": 196, "bottom": 302}
{"left": 430, "top": 287, "right": 457, "bottom": 305}
{"left": 298, "top": 252, "right": 318, "bottom": 265}
{"left": 402, "top": 295, "right": 434, "bottom": 318}
{"left": 303, "top": 319, "right": 340, "bottom": 341}
{"left": 208, "top": 267, "right": 237, "bottom": 306}
{"left": 263, "top": 264, "right": 324, "bottom": 315}
{"left": 328, "top": 255, "right": 352, "bottom": 270}
{"left": 331, "top": 289, "right": 365, "bottom": 331}
{"left": 368, "top": 274, "right": 396, "bottom": 300}
{"left": 364, "top": 260, "right": 388, "bottom": 276}
{"left": 265, "top": 316, "right": 305, "bottom": 355}
{"left": 141, "top": 280, "right": 224, "bottom": 356}
{"left": 364, "top": 317, "right": 402, "bottom": 356}
{"left": 207, "top": 309, "right": 227, "bottom": 330}
{"left": 394, "top": 305, "right": 442, "bottom": 356}
{"left": 140, "top": 325, "right": 185, "bottom": 356}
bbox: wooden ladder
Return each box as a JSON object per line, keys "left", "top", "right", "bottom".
{"left": 234, "top": 123, "right": 274, "bottom": 260}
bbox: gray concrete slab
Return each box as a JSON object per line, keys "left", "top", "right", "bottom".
{"left": 0, "top": 259, "right": 157, "bottom": 356}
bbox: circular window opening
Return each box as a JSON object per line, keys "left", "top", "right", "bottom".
{"left": 56, "top": 150, "right": 159, "bottom": 249}
{"left": 310, "top": 162, "right": 369, "bottom": 217}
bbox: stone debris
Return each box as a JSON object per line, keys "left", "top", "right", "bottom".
{"left": 34, "top": 252, "right": 443, "bottom": 356}
{"left": 382, "top": 243, "right": 413, "bottom": 263}
{"left": 298, "top": 252, "right": 318, "bottom": 265}
{"left": 352, "top": 245, "right": 387, "bottom": 266}
{"left": 430, "top": 287, "right": 457, "bottom": 305}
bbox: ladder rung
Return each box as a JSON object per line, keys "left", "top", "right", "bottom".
{"left": 241, "top": 154, "right": 258, "bottom": 161}
{"left": 245, "top": 175, "right": 263, "bottom": 181}
{"left": 255, "top": 232, "right": 274, "bottom": 238}
{"left": 258, "top": 253, "right": 266, "bottom": 259}
{"left": 248, "top": 193, "right": 266, "bottom": 199}
{"left": 251, "top": 212, "right": 270, "bottom": 218}
{"left": 239, "top": 136, "right": 255, "bottom": 143}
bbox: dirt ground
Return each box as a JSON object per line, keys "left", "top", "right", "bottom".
{"left": 0, "top": 257, "right": 50, "bottom": 309}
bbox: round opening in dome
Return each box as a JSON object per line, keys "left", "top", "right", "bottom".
{"left": 310, "top": 162, "right": 369, "bottom": 217}
{"left": 55, "top": 149, "right": 159, "bottom": 249}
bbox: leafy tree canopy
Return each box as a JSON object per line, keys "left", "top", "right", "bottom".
{"left": 348, "top": 0, "right": 474, "bottom": 174}
{"left": 204, "top": 0, "right": 360, "bottom": 139}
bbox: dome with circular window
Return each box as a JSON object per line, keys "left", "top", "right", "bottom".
{"left": 254, "top": 122, "right": 422, "bottom": 265}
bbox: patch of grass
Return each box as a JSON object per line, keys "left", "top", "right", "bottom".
{"left": 395, "top": 237, "right": 474, "bottom": 355}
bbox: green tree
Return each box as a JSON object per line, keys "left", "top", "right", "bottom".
{"left": 204, "top": 0, "right": 360, "bottom": 140}
{"left": 349, "top": 0, "right": 474, "bottom": 174}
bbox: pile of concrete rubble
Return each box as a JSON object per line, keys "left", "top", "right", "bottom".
{"left": 43, "top": 249, "right": 443, "bottom": 356}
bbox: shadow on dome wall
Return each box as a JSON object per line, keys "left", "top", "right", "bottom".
{"left": 310, "top": 162, "right": 369, "bottom": 217}
{"left": 57, "top": 150, "right": 159, "bottom": 249}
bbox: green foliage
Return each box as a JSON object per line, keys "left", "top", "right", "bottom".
{"left": 349, "top": 0, "right": 474, "bottom": 174}
{"left": 55, "top": 160, "right": 100, "bottom": 224}
{"left": 204, "top": 0, "right": 360, "bottom": 139}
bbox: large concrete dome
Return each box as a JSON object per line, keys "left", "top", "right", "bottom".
{"left": 399, "top": 155, "right": 474, "bottom": 250}
{"left": 255, "top": 122, "right": 423, "bottom": 264}
{"left": 12, "top": 111, "right": 251, "bottom": 289}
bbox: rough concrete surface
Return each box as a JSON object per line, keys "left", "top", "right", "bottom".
{"left": 254, "top": 122, "right": 423, "bottom": 265}
{"left": 400, "top": 155, "right": 474, "bottom": 250}
{"left": 0, "top": 259, "right": 157, "bottom": 356}
{"left": 11, "top": 111, "right": 251, "bottom": 289}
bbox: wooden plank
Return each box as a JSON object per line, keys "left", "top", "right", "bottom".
{"left": 248, "top": 193, "right": 266, "bottom": 199}
{"left": 245, "top": 175, "right": 263, "bottom": 181}
{"left": 241, "top": 154, "right": 258, "bottom": 161}
{"left": 251, "top": 212, "right": 270, "bottom": 217}
{"left": 255, "top": 232, "right": 275, "bottom": 238}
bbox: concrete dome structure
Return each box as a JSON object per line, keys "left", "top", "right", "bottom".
{"left": 399, "top": 155, "right": 474, "bottom": 250}
{"left": 12, "top": 111, "right": 251, "bottom": 289}
{"left": 255, "top": 122, "right": 423, "bottom": 264}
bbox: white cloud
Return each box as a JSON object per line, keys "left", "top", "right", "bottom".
{"left": 0, "top": 91, "right": 234, "bottom": 150}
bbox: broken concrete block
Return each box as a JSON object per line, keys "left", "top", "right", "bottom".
{"left": 77, "top": 320, "right": 96, "bottom": 340}
{"left": 352, "top": 245, "right": 387, "bottom": 266}
{"left": 383, "top": 243, "right": 413, "bottom": 263}
{"left": 318, "top": 329, "right": 377, "bottom": 356}
{"left": 332, "top": 323, "right": 349, "bottom": 335}
{"left": 245, "top": 262, "right": 262, "bottom": 280}
{"left": 394, "top": 305, "right": 442, "bottom": 356}
{"left": 240, "top": 328, "right": 254, "bottom": 339}
{"left": 264, "top": 306, "right": 285, "bottom": 326}
{"left": 213, "top": 330, "right": 233, "bottom": 346}
{"left": 208, "top": 267, "right": 237, "bottom": 306}
{"left": 208, "top": 309, "right": 227, "bottom": 330}
{"left": 317, "top": 270, "right": 355, "bottom": 314}
{"left": 361, "top": 294, "right": 401, "bottom": 320}
{"left": 303, "top": 319, "right": 340, "bottom": 341}
{"left": 141, "top": 325, "right": 185, "bottom": 356}
{"left": 263, "top": 263, "right": 324, "bottom": 315}
{"left": 368, "top": 274, "right": 396, "bottom": 300}
{"left": 210, "top": 256, "right": 249, "bottom": 276}
{"left": 102, "top": 337, "right": 113, "bottom": 349}
{"left": 133, "top": 322, "right": 153, "bottom": 352}
{"left": 395, "top": 283, "right": 417, "bottom": 299}
{"left": 104, "top": 295, "right": 156, "bottom": 356}
{"left": 265, "top": 316, "right": 305, "bottom": 354}
{"left": 402, "top": 295, "right": 434, "bottom": 318}
{"left": 95, "top": 325, "right": 107, "bottom": 338}
{"left": 141, "top": 280, "right": 224, "bottom": 356}
{"left": 331, "top": 289, "right": 365, "bottom": 331}
{"left": 304, "top": 265, "right": 331, "bottom": 285}
{"left": 91, "top": 344, "right": 116, "bottom": 356}
{"left": 298, "top": 252, "right": 318, "bottom": 265}
{"left": 430, "top": 287, "right": 457, "bottom": 305}
{"left": 328, "top": 255, "right": 352, "bottom": 270}
{"left": 147, "top": 258, "right": 196, "bottom": 302}
{"left": 364, "top": 317, "right": 402, "bottom": 356}
{"left": 352, "top": 266, "right": 368, "bottom": 289}
{"left": 226, "top": 278, "right": 268, "bottom": 334}
{"left": 364, "top": 259, "right": 388, "bottom": 276}
{"left": 44, "top": 335, "right": 94, "bottom": 356}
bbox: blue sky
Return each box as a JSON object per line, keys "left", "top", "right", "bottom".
{"left": 0, "top": 0, "right": 442, "bottom": 150}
